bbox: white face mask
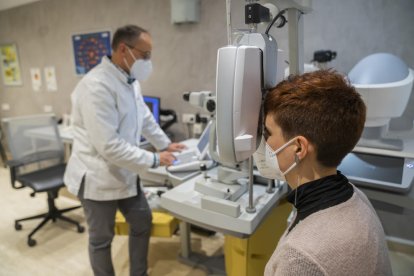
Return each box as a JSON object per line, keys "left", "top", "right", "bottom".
{"left": 253, "top": 135, "right": 299, "bottom": 181}
{"left": 125, "top": 48, "right": 153, "bottom": 81}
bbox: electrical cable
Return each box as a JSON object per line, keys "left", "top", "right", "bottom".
{"left": 265, "top": 9, "right": 288, "bottom": 35}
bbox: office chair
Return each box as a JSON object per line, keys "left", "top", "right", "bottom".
{"left": 1, "top": 114, "right": 84, "bottom": 247}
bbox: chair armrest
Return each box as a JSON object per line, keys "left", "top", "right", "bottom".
{"left": 6, "top": 160, "right": 24, "bottom": 167}
{"left": 6, "top": 161, "right": 25, "bottom": 189}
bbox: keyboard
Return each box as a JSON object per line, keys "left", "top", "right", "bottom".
{"left": 173, "top": 150, "right": 198, "bottom": 164}
{"left": 168, "top": 160, "right": 214, "bottom": 173}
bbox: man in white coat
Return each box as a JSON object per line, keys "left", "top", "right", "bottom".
{"left": 64, "top": 25, "right": 185, "bottom": 276}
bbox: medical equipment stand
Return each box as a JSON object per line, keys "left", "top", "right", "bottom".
{"left": 246, "top": 157, "right": 256, "bottom": 213}
{"left": 178, "top": 221, "right": 226, "bottom": 275}
{"left": 161, "top": 1, "right": 312, "bottom": 275}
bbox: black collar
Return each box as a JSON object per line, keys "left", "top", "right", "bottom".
{"left": 127, "top": 77, "right": 136, "bottom": 84}
{"left": 287, "top": 171, "right": 354, "bottom": 233}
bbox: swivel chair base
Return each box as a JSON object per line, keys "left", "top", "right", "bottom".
{"left": 15, "top": 191, "right": 84, "bottom": 247}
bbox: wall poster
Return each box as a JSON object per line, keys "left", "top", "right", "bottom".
{"left": 72, "top": 31, "right": 111, "bottom": 75}
{"left": 0, "top": 43, "right": 23, "bottom": 86}
{"left": 44, "top": 66, "right": 57, "bottom": 91}
{"left": 30, "top": 67, "right": 42, "bottom": 91}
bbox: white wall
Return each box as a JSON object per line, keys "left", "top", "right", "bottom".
{"left": 0, "top": 0, "right": 413, "bottom": 139}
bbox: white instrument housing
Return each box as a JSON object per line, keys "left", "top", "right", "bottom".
{"left": 215, "top": 45, "right": 262, "bottom": 164}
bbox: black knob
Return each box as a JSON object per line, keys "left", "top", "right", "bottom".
{"left": 206, "top": 100, "right": 216, "bottom": 112}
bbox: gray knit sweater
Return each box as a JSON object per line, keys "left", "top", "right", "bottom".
{"left": 265, "top": 187, "right": 392, "bottom": 276}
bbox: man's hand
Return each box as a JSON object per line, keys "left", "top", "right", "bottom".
{"left": 166, "top": 142, "right": 187, "bottom": 152}
{"left": 159, "top": 151, "right": 176, "bottom": 166}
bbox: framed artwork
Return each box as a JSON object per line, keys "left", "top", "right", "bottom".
{"left": 0, "top": 43, "right": 23, "bottom": 86}
{"left": 44, "top": 66, "right": 57, "bottom": 91}
{"left": 72, "top": 30, "right": 111, "bottom": 75}
{"left": 30, "top": 67, "right": 42, "bottom": 91}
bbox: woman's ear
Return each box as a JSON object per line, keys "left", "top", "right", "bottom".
{"left": 295, "top": 136, "right": 308, "bottom": 160}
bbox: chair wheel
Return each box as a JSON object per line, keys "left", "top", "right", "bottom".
{"left": 15, "top": 222, "right": 22, "bottom": 231}
{"left": 28, "top": 238, "right": 37, "bottom": 247}
{"left": 77, "top": 225, "right": 85, "bottom": 233}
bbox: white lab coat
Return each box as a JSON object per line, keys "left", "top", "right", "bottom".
{"left": 64, "top": 56, "right": 171, "bottom": 200}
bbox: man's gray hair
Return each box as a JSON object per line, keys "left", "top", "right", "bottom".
{"left": 111, "top": 25, "right": 148, "bottom": 50}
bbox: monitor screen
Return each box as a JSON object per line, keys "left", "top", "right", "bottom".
{"left": 143, "top": 96, "right": 160, "bottom": 124}
{"left": 339, "top": 152, "right": 404, "bottom": 184}
{"left": 197, "top": 121, "right": 211, "bottom": 153}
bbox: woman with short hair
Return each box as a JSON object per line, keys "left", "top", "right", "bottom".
{"left": 258, "top": 70, "right": 392, "bottom": 276}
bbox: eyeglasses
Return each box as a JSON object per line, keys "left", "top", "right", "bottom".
{"left": 125, "top": 44, "right": 151, "bottom": 60}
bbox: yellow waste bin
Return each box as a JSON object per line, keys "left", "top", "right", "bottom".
{"left": 115, "top": 211, "right": 179, "bottom": 237}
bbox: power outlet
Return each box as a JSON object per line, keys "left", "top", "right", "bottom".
{"left": 193, "top": 123, "right": 203, "bottom": 135}
{"left": 43, "top": 105, "right": 53, "bottom": 112}
{"left": 182, "top": 113, "right": 195, "bottom": 124}
{"left": 199, "top": 114, "right": 210, "bottom": 123}
{"left": 1, "top": 103, "right": 10, "bottom": 111}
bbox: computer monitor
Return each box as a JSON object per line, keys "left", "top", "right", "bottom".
{"left": 196, "top": 121, "right": 212, "bottom": 160}
{"left": 143, "top": 96, "right": 160, "bottom": 124}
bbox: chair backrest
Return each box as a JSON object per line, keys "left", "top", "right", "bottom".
{"left": 1, "top": 114, "right": 64, "bottom": 167}
{"left": 0, "top": 127, "right": 8, "bottom": 167}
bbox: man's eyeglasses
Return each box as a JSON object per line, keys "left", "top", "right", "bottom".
{"left": 126, "top": 44, "right": 151, "bottom": 60}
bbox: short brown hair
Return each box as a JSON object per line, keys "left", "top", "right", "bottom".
{"left": 264, "top": 70, "right": 366, "bottom": 167}
{"left": 111, "top": 25, "right": 148, "bottom": 51}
